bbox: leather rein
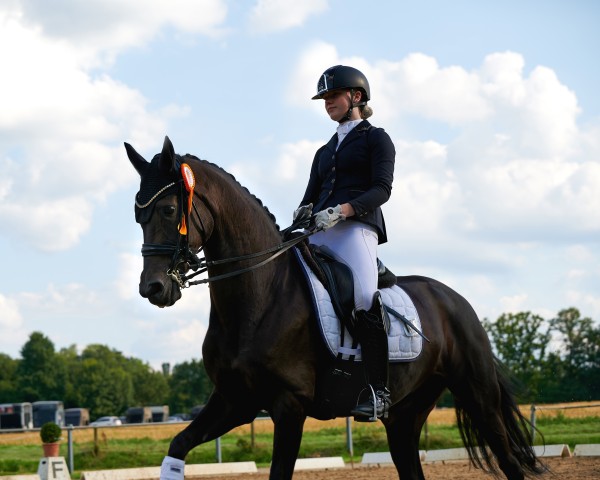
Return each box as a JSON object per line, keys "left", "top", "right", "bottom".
{"left": 140, "top": 179, "right": 316, "bottom": 289}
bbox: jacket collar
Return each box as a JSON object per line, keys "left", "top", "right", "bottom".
{"left": 336, "top": 120, "right": 371, "bottom": 152}
{"left": 324, "top": 120, "right": 371, "bottom": 153}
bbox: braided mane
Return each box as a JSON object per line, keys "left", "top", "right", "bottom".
{"left": 183, "top": 154, "right": 281, "bottom": 232}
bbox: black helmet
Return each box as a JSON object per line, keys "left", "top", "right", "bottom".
{"left": 312, "top": 65, "right": 370, "bottom": 102}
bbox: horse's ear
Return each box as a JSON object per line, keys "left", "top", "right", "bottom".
{"left": 124, "top": 142, "right": 148, "bottom": 176}
{"left": 159, "top": 136, "right": 176, "bottom": 174}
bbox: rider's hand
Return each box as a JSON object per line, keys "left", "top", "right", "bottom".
{"left": 292, "top": 203, "right": 313, "bottom": 229}
{"left": 314, "top": 205, "right": 346, "bottom": 231}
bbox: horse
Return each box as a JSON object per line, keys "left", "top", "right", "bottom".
{"left": 125, "top": 136, "right": 545, "bottom": 480}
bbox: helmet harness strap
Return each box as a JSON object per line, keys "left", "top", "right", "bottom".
{"left": 340, "top": 88, "right": 356, "bottom": 123}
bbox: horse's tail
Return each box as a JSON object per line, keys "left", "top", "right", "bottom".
{"left": 454, "top": 357, "right": 547, "bottom": 476}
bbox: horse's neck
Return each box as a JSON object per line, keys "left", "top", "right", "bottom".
{"left": 200, "top": 170, "right": 291, "bottom": 330}
{"left": 201, "top": 169, "right": 283, "bottom": 278}
{"left": 210, "top": 203, "right": 279, "bottom": 258}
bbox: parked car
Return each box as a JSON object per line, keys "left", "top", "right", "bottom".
{"left": 90, "top": 416, "right": 122, "bottom": 426}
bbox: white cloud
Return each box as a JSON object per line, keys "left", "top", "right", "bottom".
{"left": 499, "top": 293, "right": 529, "bottom": 313}
{"left": 0, "top": 197, "right": 93, "bottom": 251}
{"left": 248, "top": 0, "right": 328, "bottom": 33}
{"left": 379, "top": 53, "right": 492, "bottom": 124}
{"left": 286, "top": 41, "right": 367, "bottom": 111}
{"left": 13, "top": 0, "right": 228, "bottom": 65}
{"left": 115, "top": 253, "right": 143, "bottom": 300}
{"left": 275, "top": 140, "right": 322, "bottom": 181}
{"left": 0, "top": 293, "right": 29, "bottom": 358}
{"left": 566, "top": 245, "right": 594, "bottom": 263}
{"left": 291, "top": 44, "right": 600, "bottom": 244}
{"left": 0, "top": 294, "right": 22, "bottom": 329}
{"left": 128, "top": 289, "right": 212, "bottom": 368}
{"left": 17, "top": 283, "right": 102, "bottom": 315}
{"left": 0, "top": 7, "right": 190, "bottom": 251}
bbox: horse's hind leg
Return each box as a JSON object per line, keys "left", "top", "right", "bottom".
{"left": 384, "top": 379, "right": 445, "bottom": 480}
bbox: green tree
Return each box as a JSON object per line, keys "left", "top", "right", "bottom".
{"left": 124, "top": 357, "right": 169, "bottom": 406}
{"left": 482, "top": 312, "right": 551, "bottom": 400}
{"left": 77, "top": 345, "right": 133, "bottom": 419}
{"left": 16, "top": 332, "right": 67, "bottom": 401}
{"left": 548, "top": 308, "right": 600, "bottom": 401}
{"left": 168, "top": 359, "right": 212, "bottom": 413}
{"left": 58, "top": 345, "right": 84, "bottom": 408}
{"left": 0, "top": 353, "right": 19, "bottom": 403}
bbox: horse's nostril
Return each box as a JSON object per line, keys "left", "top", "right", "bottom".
{"left": 141, "top": 281, "right": 163, "bottom": 298}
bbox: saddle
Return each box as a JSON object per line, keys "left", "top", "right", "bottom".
{"left": 298, "top": 241, "right": 396, "bottom": 335}
{"left": 294, "top": 239, "right": 425, "bottom": 418}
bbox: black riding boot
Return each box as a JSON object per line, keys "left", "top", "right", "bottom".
{"left": 350, "top": 292, "right": 391, "bottom": 422}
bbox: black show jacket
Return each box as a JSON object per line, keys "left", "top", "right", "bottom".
{"left": 300, "top": 120, "right": 395, "bottom": 244}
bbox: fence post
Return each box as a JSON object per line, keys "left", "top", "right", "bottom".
{"left": 345, "top": 417, "right": 354, "bottom": 458}
{"left": 251, "top": 420, "right": 255, "bottom": 449}
{"left": 424, "top": 419, "right": 429, "bottom": 450}
{"left": 529, "top": 404, "right": 536, "bottom": 444}
{"left": 93, "top": 426, "right": 99, "bottom": 455}
{"left": 216, "top": 436, "right": 222, "bottom": 463}
{"left": 67, "top": 424, "right": 74, "bottom": 473}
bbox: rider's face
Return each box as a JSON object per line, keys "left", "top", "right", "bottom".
{"left": 323, "top": 90, "right": 351, "bottom": 122}
{"left": 323, "top": 89, "right": 361, "bottom": 122}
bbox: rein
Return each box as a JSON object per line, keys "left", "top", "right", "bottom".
{"left": 177, "top": 228, "right": 315, "bottom": 287}
{"left": 141, "top": 181, "right": 318, "bottom": 289}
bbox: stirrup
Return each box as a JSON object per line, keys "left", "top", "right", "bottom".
{"left": 351, "top": 385, "right": 389, "bottom": 422}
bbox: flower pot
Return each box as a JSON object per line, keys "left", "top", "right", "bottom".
{"left": 42, "top": 442, "right": 60, "bottom": 457}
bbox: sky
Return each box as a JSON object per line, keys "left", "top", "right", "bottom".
{"left": 1, "top": 0, "right": 599, "bottom": 370}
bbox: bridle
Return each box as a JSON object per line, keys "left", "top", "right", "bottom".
{"left": 138, "top": 162, "right": 317, "bottom": 289}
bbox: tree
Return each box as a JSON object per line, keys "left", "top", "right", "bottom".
{"left": 124, "top": 357, "right": 169, "bottom": 406}
{"left": 548, "top": 308, "right": 600, "bottom": 401}
{"left": 59, "top": 345, "right": 83, "bottom": 408}
{"left": 0, "top": 353, "right": 18, "bottom": 403}
{"left": 16, "top": 332, "right": 67, "bottom": 401}
{"left": 77, "top": 345, "right": 133, "bottom": 419}
{"left": 168, "top": 359, "right": 212, "bottom": 413}
{"left": 482, "top": 312, "right": 551, "bottom": 400}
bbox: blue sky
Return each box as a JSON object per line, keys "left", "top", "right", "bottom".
{"left": 1, "top": 0, "right": 599, "bottom": 369}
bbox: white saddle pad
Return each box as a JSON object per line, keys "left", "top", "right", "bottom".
{"left": 295, "top": 249, "right": 423, "bottom": 362}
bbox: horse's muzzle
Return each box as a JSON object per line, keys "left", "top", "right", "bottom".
{"left": 139, "top": 278, "right": 181, "bottom": 307}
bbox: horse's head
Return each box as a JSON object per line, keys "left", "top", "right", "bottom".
{"left": 125, "top": 136, "right": 210, "bottom": 307}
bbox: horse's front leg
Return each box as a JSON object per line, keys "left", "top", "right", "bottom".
{"left": 269, "top": 391, "right": 307, "bottom": 480}
{"left": 160, "top": 390, "right": 257, "bottom": 480}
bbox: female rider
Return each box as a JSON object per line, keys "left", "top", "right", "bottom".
{"left": 295, "top": 65, "right": 396, "bottom": 421}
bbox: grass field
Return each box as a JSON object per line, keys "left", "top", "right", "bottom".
{"left": 1, "top": 401, "right": 598, "bottom": 478}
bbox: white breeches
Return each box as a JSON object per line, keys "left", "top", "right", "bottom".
{"left": 309, "top": 221, "right": 379, "bottom": 311}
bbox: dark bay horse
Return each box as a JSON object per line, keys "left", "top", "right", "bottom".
{"left": 126, "top": 136, "right": 544, "bottom": 479}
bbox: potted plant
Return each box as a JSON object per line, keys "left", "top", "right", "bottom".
{"left": 40, "top": 422, "right": 62, "bottom": 457}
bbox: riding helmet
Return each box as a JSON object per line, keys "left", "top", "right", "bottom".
{"left": 312, "top": 65, "right": 370, "bottom": 103}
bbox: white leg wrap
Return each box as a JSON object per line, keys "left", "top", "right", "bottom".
{"left": 160, "top": 456, "right": 185, "bottom": 480}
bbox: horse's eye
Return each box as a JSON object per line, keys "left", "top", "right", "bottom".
{"left": 163, "top": 205, "right": 177, "bottom": 216}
